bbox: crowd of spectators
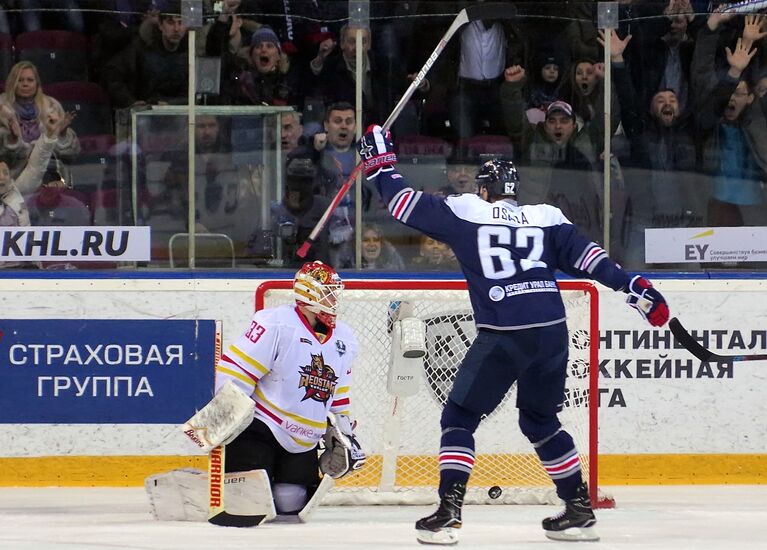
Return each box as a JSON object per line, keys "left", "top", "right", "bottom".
{"left": 0, "top": 0, "right": 765, "bottom": 271}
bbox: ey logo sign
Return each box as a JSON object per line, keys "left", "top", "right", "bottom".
{"left": 684, "top": 229, "right": 713, "bottom": 260}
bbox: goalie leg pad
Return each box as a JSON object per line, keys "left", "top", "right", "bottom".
{"left": 145, "top": 468, "right": 275, "bottom": 524}
{"left": 181, "top": 381, "right": 255, "bottom": 452}
{"left": 145, "top": 468, "right": 208, "bottom": 522}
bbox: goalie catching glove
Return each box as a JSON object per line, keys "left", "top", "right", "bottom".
{"left": 358, "top": 124, "right": 397, "bottom": 179}
{"left": 624, "top": 275, "right": 669, "bottom": 327}
{"left": 319, "top": 414, "right": 366, "bottom": 479}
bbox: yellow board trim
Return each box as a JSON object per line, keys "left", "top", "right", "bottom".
{"left": 0, "top": 454, "right": 763, "bottom": 487}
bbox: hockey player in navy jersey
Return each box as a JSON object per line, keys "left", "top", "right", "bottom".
{"left": 357, "top": 125, "right": 670, "bottom": 545}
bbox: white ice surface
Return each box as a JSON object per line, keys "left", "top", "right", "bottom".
{"left": 0, "top": 485, "right": 765, "bottom": 550}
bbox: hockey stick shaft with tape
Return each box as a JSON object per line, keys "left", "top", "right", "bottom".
{"left": 296, "top": 2, "right": 516, "bottom": 259}
{"left": 721, "top": 0, "right": 767, "bottom": 13}
{"left": 669, "top": 317, "right": 767, "bottom": 362}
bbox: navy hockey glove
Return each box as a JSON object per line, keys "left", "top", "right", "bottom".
{"left": 624, "top": 275, "right": 669, "bottom": 327}
{"left": 358, "top": 124, "right": 397, "bottom": 179}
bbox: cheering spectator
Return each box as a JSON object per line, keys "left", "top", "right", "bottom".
{"left": 444, "top": 151, "right": 478, "bottom": 194}
{"left": 311, "top": 24, "right": 427, "bottom": 130}
{"left": 626, "top": 3, "right": 697, "bottom": 114}
{"left": 0, "top": 61, "right": 80, "bottom": 179}
{"left": 501, "top": 66, "right": 604, "bottom": 243}
{"left": 410, "top": 234, "right": 459, "bottom": 272}
{"left": 223, "top": 25, "right": 304, "bottom": 107}
{"left": 525, "top": 48, "right": 569, "bottom": 124}
{"left": 0, "top": 111, "right": 64, "bottom": 230}
{"left": 314, "top": 101, "right": 358, "bottom": 268}
{"left": 360, "top": 223, "right": 406, "bottom": 271}
{"left": 694, "top": 11, "right": 767, "bottom": 228}
{"left": 449, "top": 17, "right": 524, "bottom": 138}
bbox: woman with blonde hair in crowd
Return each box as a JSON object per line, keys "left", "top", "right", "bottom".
{"left": 0, "top": 61, "right": 80, "bottom": 177}
{"left": 361, "top": 223, "right": 406, "bottom": 271}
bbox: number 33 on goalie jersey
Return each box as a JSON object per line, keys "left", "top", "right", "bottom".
{"left": 215, "top": 304, "right": 359, "bottom": 453}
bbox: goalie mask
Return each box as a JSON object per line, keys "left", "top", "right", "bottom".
{"left": 475, "top": 159, "right": 520, "bottom": 200}
{"left": 294, "top": 261, "right": 344, "bottom": 328}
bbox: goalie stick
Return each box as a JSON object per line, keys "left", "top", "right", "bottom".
{"left": 669, "top": 317, "right": 767, "bottom": 363}
{"left": 296, "top": 2, "right": 517, "bottom": 258}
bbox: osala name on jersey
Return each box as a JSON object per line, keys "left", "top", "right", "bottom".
{"left": 491, "top": 205, "right": 529, "bottom": 225}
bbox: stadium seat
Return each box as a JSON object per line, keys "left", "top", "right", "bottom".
{"left": 456, "top": 135, "right": 514, "bottom": 161}
{"left": 395, "top": 134, "right": 452, "bottom": 158}
{"left": 395, "top": 135, "right": 452, "bottom": 192}
{"left": 16, "top": 30, "right": 89, "bottom": 83}
{"left": 43, "top": 81, "right": 113, "bottom": 136}
{"left": 0, "top": 34, "right": 14, "bottom": 83}
{"left": 169, "top": 233, "right": 236, "bottom": 268}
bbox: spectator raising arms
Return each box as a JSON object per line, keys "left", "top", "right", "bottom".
{"left": 0, "top": 61, "right": 80, "bottom": 178}
{"left": 0, "top": 110, "right": 67, "bottom": 269}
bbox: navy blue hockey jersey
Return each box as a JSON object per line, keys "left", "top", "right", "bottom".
{"left": 376, "top": 170, "right": 631, "bottom": 330}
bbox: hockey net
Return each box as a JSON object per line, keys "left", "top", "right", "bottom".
{"left": 255, "top": 279, "right": 611, "bottom": 507}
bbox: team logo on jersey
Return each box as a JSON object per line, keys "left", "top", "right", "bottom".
{"left": 298, "top": 353, "right": 338, "bottom": 403}
{"left": 336, "top": 340, "right": 347, "bottom": 356}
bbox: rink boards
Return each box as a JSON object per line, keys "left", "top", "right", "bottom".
{"left": 0, "top": 275, "right": 765, "bottom": 486}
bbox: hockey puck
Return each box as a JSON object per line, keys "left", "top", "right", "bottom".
{"left": 488, "top": 486, "right": 502, "bottom": 499}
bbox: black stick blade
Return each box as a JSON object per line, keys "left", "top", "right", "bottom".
{"left": 669, "top": 317, "right": 716, "bottom": 362}
{"left": 209, "top": 511, "right": 267, "bottom": 527}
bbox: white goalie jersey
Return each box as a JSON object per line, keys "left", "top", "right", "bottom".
{"left": 215, "top": 304, "right": 358, "bottom": 453}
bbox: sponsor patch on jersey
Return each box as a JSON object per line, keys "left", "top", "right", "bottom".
{"left": 489, "top": 286, "right": 505, "bottom": 302}
{"left": 298, "top": 353, "right": 338, "bottom": 403}
{"left": 300, "top": 337, "right": 312, "bottom": 345}
{"left": 336, "top": 339, "right": 347, "bottom": 356}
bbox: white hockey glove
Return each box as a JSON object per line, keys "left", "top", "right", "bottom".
{"left": 319, "top": 414, "right": 366, "bottom": 479}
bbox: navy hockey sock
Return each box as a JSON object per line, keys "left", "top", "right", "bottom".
{"left": 534, "top": 430, "right": 582, "bottom": 500}
{"left": 437, "top": 426, "right": 475, "bottom": 498}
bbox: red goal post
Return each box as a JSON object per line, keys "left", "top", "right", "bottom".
{"left": 255, "top": 279, "right": 612, "bottom": 507}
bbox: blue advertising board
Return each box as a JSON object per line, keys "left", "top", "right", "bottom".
{"left": 0, "top": 319, "right": 216, "bottom": 423}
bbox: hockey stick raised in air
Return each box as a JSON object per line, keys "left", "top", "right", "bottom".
{"left": 669, "top": 317, "right": 767, "bottom": 363}
{"left": 296, "top": 2, "right": 517, "bottom": 259}
{"left": 721, "top": 0, "right": 767, "bottom": 14}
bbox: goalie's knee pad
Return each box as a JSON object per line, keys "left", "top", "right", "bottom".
{"left": 273, "top": 483, "right": 307, "bottom": 514}
{"left": 440, "top": 398, "right": 482, "bottom": 433}
{"left": 518, "top": 409, "right": 561, "bottom": 444}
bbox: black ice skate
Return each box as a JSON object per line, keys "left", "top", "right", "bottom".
{"left": 415, "top": 482, "right": 466, "bottom": 545}
{"left": 542, "top": 482, "right": 600, "bottom": 541}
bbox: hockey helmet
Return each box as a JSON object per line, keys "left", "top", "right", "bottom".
{"left": 475, "top": 159, "right": 520, "bottom": 199}
{"left": 293, "top": 260, "right": 344, "bottom": 328}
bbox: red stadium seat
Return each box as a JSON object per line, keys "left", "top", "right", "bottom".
{"left": 456, "top": 135, "right": 514, "bottom": 161}
{"left": 396, "top": 134, "right": 453, "bottom": 158}
{"left": 0, "top": 34, "right": 14, "bottom": 83}
{"left": 43, "top": 81, "right": 113, "bottom": 136}
{"left": 16, "top": 30, "right": 89, "bottom": 83}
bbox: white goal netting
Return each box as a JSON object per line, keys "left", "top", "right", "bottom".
{"left": 257, "top": 280, "right": 605, "bottom": 506}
